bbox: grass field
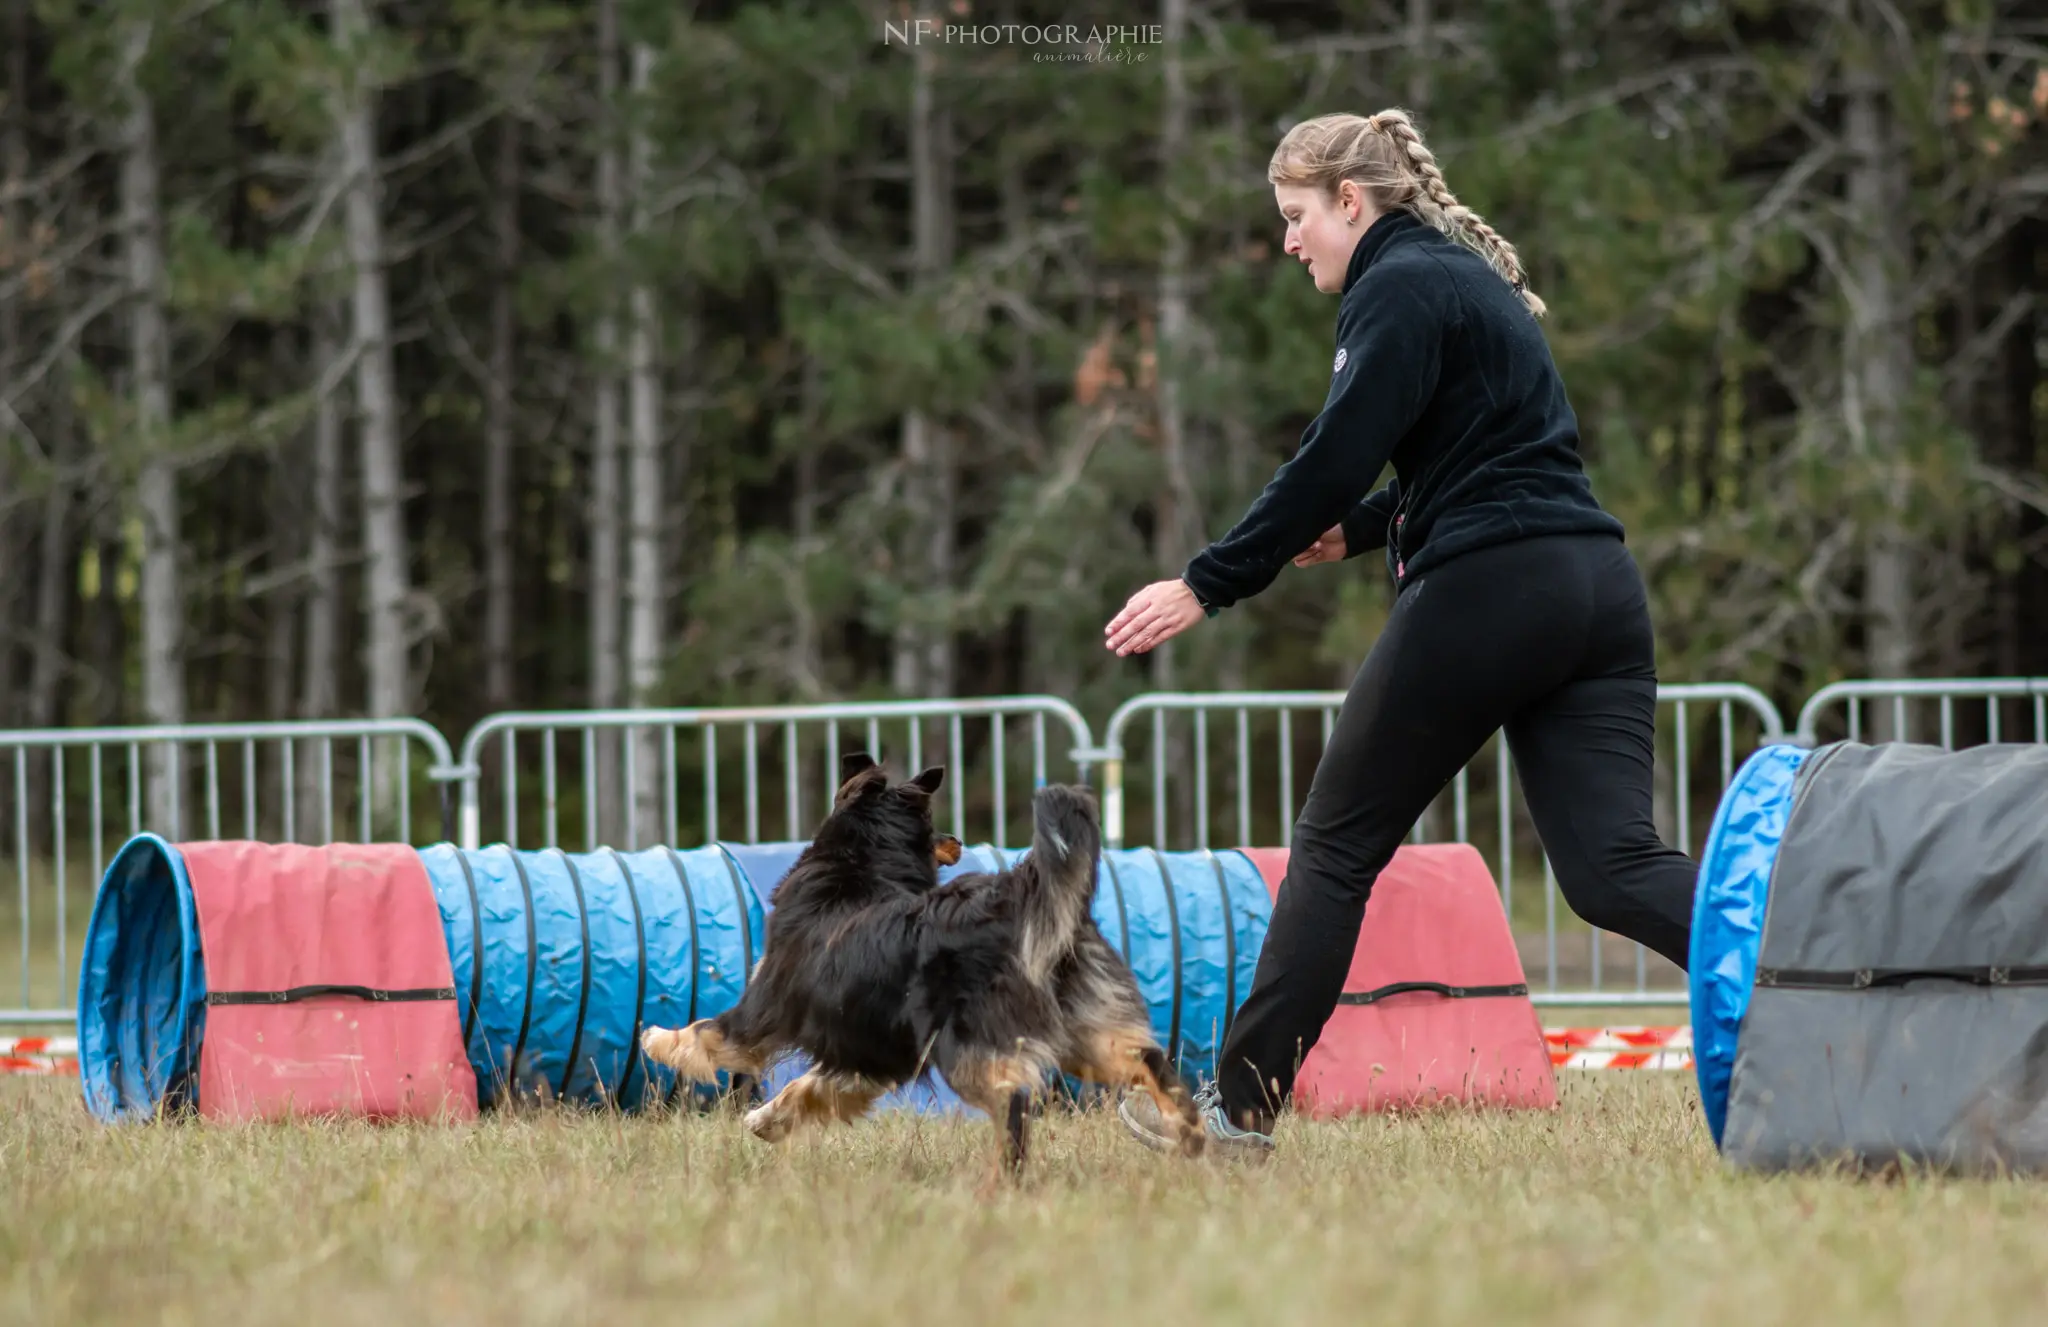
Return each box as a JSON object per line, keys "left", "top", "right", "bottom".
{"left": 6, "top": 1073, "right": 2048, "bottom": 1327}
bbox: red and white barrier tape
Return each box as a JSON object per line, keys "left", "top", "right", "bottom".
{"left": 1544, "top": 1025, "right": 1692, "bottom": 1071}
{"left": 0, "top": 1035, "right": 79, "bottom": 1076}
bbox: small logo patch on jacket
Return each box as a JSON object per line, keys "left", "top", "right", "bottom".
{"left": 1333, "top": 347, "right": 1348, "bottom": 375}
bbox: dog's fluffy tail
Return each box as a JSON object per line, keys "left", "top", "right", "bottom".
{"left": 1016, "top": 784, "right": 1103, "bottom": 984}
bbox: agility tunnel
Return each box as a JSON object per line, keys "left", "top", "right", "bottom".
{"left": 78, "top": 832, "right": 1555, "bottom": 1124}
{"left": 76, "top": 835, "right": 1269, "bottom": 1121}
{"left": 1691, "top": 739, "right": 2048, "bottom": 1173}
{"left": 78, "top": 836, "right": 479, "bottom": 1124}
{"left": 1240, "top": 844, "right": 1556, "bottom": 1115}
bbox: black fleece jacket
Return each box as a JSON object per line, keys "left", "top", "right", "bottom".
{"left": 1180, "top": 209, "right": 1623, "bottom": 610}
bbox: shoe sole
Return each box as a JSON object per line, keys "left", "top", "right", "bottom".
{"left": 1116, "top": 1093, "right": 1178, "bottom": 1154}
{"left": 1117, "top": 1093, "right": 1276, "bottom": 1160}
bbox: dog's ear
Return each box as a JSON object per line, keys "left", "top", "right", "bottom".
{"left": 909, "top": 765, "right": 945, "bottom": 796}
{"left": 834, "top": 754, "right": 886, "bottom": 809}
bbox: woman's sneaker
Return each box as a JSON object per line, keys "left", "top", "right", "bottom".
{"left": 1118, "top": 1080, "right": 1275, "bottom": 1159}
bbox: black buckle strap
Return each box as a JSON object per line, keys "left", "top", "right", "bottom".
{"left": 1756, "top": 965, "right": 2048, "bottom": 990}
{"left": 207, "top": 984, "right": 457, "bottom": 1006}
{"left": 1336, "top": 980, "right": 1529, "bottom": 1007}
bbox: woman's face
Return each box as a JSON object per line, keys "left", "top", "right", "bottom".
{"left": 1275, "top": 182, "right": 1369, "bottom": 295}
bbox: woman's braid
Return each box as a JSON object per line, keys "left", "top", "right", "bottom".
{"left": 1367, "top": 110, "right": 1547, "bottom": 318}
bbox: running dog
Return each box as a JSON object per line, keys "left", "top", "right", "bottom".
{"left": 639, "top": 753, "right": 1205, "bottom": 1177}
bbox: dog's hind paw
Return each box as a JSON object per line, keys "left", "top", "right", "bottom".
{"left": 743, "top": 1099, "right": 795, "bottom": 1142}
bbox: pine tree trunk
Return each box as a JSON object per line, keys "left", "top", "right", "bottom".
{"left": 0, "top": 0, "right": 24, "bottom": 724}
{"left": 589, "top": 0, "right": 624, "bottom": 842}
{"left": 1408, "top": 0, "right": 1432, "bottom": 107}
{"left": 300, "top": 306, "right": 345, "bottom": 828}
{"left": 335, "top": 0, "right": 411, "bottom": 832}
{"left": 26, "top": 436, "right": 70, "bottom": 731}
{"left": 2009, "top": 219, "right": 2048, "bottom": 678}
{"left": 121, "top": 17, "right": 184, "bottom": 831}
{"left": 892, "top": 14, "right": 955, "bottom": 699}
{"left": 302, "top": 306, "right": 344, "bottom": 721}
{"left": 624, "top": 40, "right": 665, "bottom": 847}
{"left": 1155, "top": 0, "right": 1199, "bottom": 841}
{"left": 790, "top": 358, "right": 822, "bottom": 697}
{"left": 484, "top": 116, "right": 519, "bottom": 711}
{"left": 1842, "top": 58, "right": 1915, "bottom": 727}
{"left": 1408, "top": 0, "right": 1450, "bottom": 842}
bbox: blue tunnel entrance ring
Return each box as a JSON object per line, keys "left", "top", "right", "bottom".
{"left": 77, "top": 833, "right": 207, "bottom": 1123}
{"left": 1688, "top": 743, "right": 1809, "bottom": 1146}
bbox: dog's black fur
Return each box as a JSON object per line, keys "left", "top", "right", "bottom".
{"left": 640, "top": 753, "right": 1205, "bottom": 1176}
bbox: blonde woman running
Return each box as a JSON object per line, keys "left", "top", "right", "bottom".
{"left": 1107, "top": 111, "right": 1696, "bottom": 1156}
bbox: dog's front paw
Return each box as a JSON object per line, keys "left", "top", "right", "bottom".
{"left": 640, "top": 1024, "right": 691, "bottom": 1072}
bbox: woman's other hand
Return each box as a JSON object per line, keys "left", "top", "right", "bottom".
{"left": 1105, "top": 579, "right": 1208, "bottom": 657}
{"left": 1292, "top": 524, "right": 1347, "bottom": 566}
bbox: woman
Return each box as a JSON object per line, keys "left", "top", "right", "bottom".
{"left": 1107, "top": 110, "right": 1697, "bottom": 1157}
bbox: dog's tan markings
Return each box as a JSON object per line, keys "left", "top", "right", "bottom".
{"left": 934, "top": 834, "right": 963, "bottom": 867}
{"left": 743, "top": 1069, "right": 886, "bottom": 1142}
{"left": 945, "top": 1051, "right": 1053, "bottom": 1188}
{"left": 1065, "top": 1024, "right": 1206, "bottom": 1158}
{"left": 639, "top": 1020, "right": 767, "bottom": 1084}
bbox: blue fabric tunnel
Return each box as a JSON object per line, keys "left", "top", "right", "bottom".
{"left": 79, "top": 833, "right": 1275, "bottom": 1121}
{"left": 76, "top": 834, "right": 207, "bottom": 1123}
{"left": 1688, "top": 743, "right": 1810, "bottom": 1146}
{"left": 416, "top": 843, "right": 762, "bottom": 1110}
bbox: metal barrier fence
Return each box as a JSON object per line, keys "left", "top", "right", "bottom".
{"left": 0, "top": 718, "right": 459, "bottom": 1023}
{"left": 1794, "top": 677, "right": 2048, "bottom": 748}
{"left": 1096, "top": 684, "right": 1787, "bottom": 1007}
{"left": 17, "top": 678, "right": 2046, "bottom": 1028}
{"left": 451, "top": 697, "right": 1098, "bottom": 852}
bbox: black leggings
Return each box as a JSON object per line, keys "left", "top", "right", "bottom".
{"left": 1216, "top": 532, "right": 1697, "bottom": 1130}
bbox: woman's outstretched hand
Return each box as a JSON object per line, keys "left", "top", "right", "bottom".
{"left": 1293, "top": 524, "right": 1347, "bottom": 566}
{"left": 1105, "top": 578, "right": 1208, "bottom": 657}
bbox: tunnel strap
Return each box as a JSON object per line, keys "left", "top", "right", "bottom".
{"left": 604, "top": 848, "right": 651, "bottom": 1108}
{"left": 449, "top": 850, "right": 487, "bottom": 1047}
{"left": 207, "top": 984, "right": 456, "bottom": 1005}
{"left": 1140, "top": 848, "right": 1185, "bottom": 1069}
{"left": 1336, "top": 980, "right": 1529, "bottom": 1007}
{"left": 1200, "top": 850, "right": 1239, "bottom": 1038}
{"left": 1756, "top": 965, "right": 2048, "bottom": 990}
{"left": 552, "top": 849, "right": 597, "bottom": 1103}
{"left": 1099, "top": 852, "right": 1132, "bottom": 964}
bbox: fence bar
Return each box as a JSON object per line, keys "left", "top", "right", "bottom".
{"left": 1, "top": 717, "right": 455, "bottom": 1023}
{"left": 664, "top": 726, "right": 679, "bottom": 847}
{"left": 242, "top": 741, "right": 256, "bottom": 840}
{"left": 15, "top": 748, "right": 26, "bottom": 1008}
{"left": 948, "top": 714, "right": 965, "bottom": 837}
{"left": 1235, "top": 708, "right": 1252, "bottom": 848}
{"left": 1278, "top": 713, "right": 1294, "bottom": 848}
{"left": 52, "top": 748, "right": 64, "bottom": 1001}
{"left": 452, "top": 698, "right": 1096, "bottom": 854}
{"left": 990, "top": 717, "right": 1007, "bottom": 850}
{"left": 785, "top": 723, "right": 800, "bottom": 842}
{"left": 205, "top": 743, "right": 221, "bottom": 841}
{"left": 744, "top": 721, "right": 760, "bottom": 844}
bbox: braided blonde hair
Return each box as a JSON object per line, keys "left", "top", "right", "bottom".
{"left": 1269, "top": 109, "right": 1546, "bottom": 318}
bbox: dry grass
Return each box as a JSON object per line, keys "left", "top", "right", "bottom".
{"left": 4, "top": 1073, "right": 2047, "bottom": 1327}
